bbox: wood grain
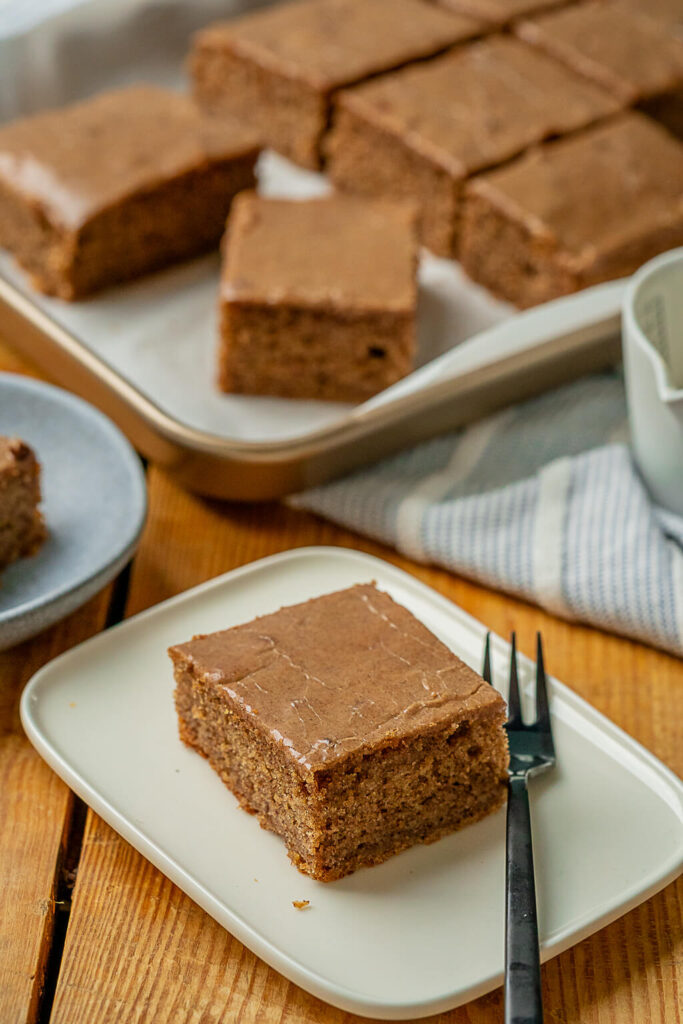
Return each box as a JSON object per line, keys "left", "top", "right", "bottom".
{"left": 50, "top": 466, "right": 683, "bottom": 1024}
{"left": 0, "top": 337, "right": 122, "bottom": 1023}
{"left": 2, "top": 324, "right": 680, "bottom": 1023}
{"left": 0, "top": 338, "right": 47, "bottom": 379}
{"left": 0, "top": 592, "right": 112, "bottom": 1024}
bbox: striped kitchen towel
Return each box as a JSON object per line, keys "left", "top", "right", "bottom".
{"left": 291, "top": 371, "right": 683, "bottom": 656}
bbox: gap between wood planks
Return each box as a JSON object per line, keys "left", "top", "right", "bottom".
{"left": 34, "top": 503, "right": 140, "bottom": 1023}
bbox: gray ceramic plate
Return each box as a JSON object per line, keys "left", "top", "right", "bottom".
{"left": 0, "top": 373, "right": 147, "bottom": 650}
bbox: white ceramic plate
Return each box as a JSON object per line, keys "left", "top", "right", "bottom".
{"left": 20, "top": 547, "right": 683, "bottom": 1019}
{"left": 0, "top": 373, "right": 147, "bottom": 649}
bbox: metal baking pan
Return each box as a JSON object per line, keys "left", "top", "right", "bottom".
{"left": 0, "top": 0, "right": 623, "bottom": 500}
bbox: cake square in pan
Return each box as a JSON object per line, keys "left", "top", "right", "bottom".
{"left": 325, "top": 36, "right": 620, "bottom": 257}
{"left": 217, "top": 192, "right": 418, "bottom": 403}
{"left": 515, "top": 1, "right": 683, "bottom": 106}
{"left": 169, "top": 583, "right": 509, "bottom": 881}
{"left": 609, "top": 0, "right": 683, "bottom": 33}
{"left": 0, "top": 86, "right": 259, "bottom": 299}
{"left": 189, "top": 0, "right": 484, "bottom": 170}
{"left": 432, "top": 0, "right": 567, "bottom": 28}
{"left": 460, "top": 113, "right": 683, "bottom": 308}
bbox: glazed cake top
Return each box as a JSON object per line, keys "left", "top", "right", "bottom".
{"left": 434, "top": 0, "right": 566, "bottom": 28}
{"left": 335, "top": 36, "right": 620, "bottom": 178}
{"left": 0, "top": 86, "right": 259, "bottom": 230}
{"left": 169, "top": 583, "right": 505, "bottom": 773}
{"left": 193, "top": 0, "right": 484, "bottom": 92}
{"left": 467, "top": 113, "right": 683, "bottom": 272}
{"left": 221, "top": 193, "right": 417, "bottom": 313}
{"left": 516, "top": 2, "right": 683, "bottom": 103}
{"left": 609, "top": 0, "right": 683, "bottom": 34}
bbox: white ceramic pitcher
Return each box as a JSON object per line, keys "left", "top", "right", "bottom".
{"left": 623, "top": 248, "right": 683, "bottom": 517}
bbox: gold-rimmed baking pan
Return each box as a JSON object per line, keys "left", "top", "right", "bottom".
{"left": 0, "top": 0, "right": 623, "bottom": 500}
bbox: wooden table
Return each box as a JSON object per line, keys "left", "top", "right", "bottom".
{"left": 1, "top": 337, "right": 681, "bottom": 1024}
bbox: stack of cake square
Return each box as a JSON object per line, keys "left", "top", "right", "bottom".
{"left": 1, "top": 0, "right": 683, "bottom": 401}
{"left": 191, "top": 0, "right": 683, "bottom": 316}
{"left": 190, "top": 0, "right": 484, "bottom": 169}
{"left": 324, "top": 34, "right": 620, "bottom": 257}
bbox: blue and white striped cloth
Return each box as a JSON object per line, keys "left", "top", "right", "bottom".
{"left": 292, "top": 372, "right": 683, "bottom": 656}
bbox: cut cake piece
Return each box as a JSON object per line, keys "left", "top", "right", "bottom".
{"left": 0, "top": 437, "right": 45, "bottom": 572}
{"left": 432, "top": 0, "right": 568, "bottom": 28}
{"left": 526, "top": 0, "right": 683, "bottom": 137}
{"left": 169, "top": 583, "right": 509, "bottom": 881}
{"left": 515, "top": 2, "right": 683, "bottom": 106}
{"left": 608, "top": 0, "right": 683, "bottom": 34}
{"left": 325, "top": 36, "right": 621, "bottom": 256}
{"left": 460, "top": 113, "right": 683, "bottom": 307}
{"left": 189, "top": 0, "right": 484, "bottom": 170}
{"left": 218, "top": 192, "right": 418, "bottom": 402}
{"left": 0, "top": 86, "right": 260, "bottom": 299}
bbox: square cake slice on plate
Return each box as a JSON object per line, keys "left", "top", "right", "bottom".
{"left": 461, "top": 113, "right": 683, "bottom": 308}
{"left": 0, "top": 86, "right": 259, "bottom": 299}
{"left": 189, "top": 0, "right": 483, "bottom": 170}
{"left": 217, "top": 192, "right": 418, "bottom": 402}
{"left": 0, "top": 437, "right": 45, "bottom": 572}
{"left": 169, "top": 583, "right": 509, "bottom": 882}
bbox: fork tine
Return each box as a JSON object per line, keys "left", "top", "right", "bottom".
{"left": 507, "top": 632, "right": 522, "bottom": 725}
{"left": 482, "top": 632, "right": 492, "bottom": 684}
{"left": 534, "top": 633, "right": 552, "bottom": 738}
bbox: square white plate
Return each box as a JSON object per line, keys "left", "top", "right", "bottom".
{"left": 20, "top": 547, "right": 683, "bottom": 1019}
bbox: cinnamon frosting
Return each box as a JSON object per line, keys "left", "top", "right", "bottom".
{"left": 516, "top": 1, "right": 683, "bottom": 104}
{"left": 194, "top": 0, "right": 483, "bottom": 93}
{"left": 468, "top": 113, "right": 683, "bottom": 272}
{"left": 336, "top": 36, "right": 621, "bottom": 178}
{"left": 221, "top": 193, "right": 417, "bottom": 313}
{"left": 0, "top": 86, "right": 259, "bottom": 230}
{"left": 169, "top": 584, "right": 504, "bottom": 773}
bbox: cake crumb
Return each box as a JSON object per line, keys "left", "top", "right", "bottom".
{"left": 292, "top": 900, "right": 310, "bottom": 910}
{"left": 69, "top": 702, "right": 76, "bottom": 708}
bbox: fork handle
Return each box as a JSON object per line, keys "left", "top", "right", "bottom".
{"left": 505, "top": 775, "right": 543, "bottom": 1024}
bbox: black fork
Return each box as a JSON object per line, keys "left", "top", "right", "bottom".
{"left": 483, "top": 632, "right": 556, "bottom": 1024}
